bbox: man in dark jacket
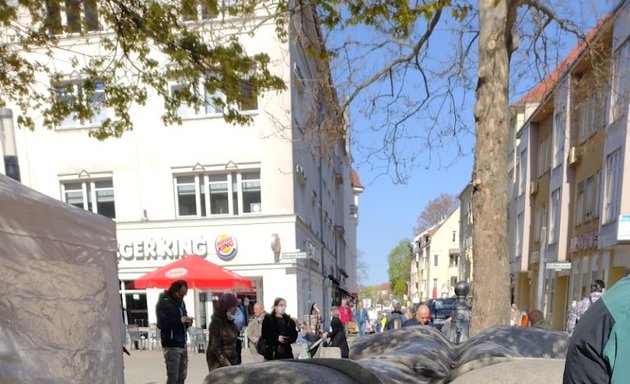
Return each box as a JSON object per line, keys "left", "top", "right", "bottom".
{"left": 385, "top": 303, "right": 406, "bottom": 330}
{"left": 156, "top": 280, "right": 193, "bottom": 384}
{"left": 403, "top": 304, "right": 431, "bottom": 327}
{"left": 563, "top": 276, "right": 629, "bottom": 383}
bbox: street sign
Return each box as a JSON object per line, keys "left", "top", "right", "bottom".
{"left": 546, "top": 262, "right": 571, "bottom": 270}
{"left": 281, "top": 251, "right": 308, "bottom": 260}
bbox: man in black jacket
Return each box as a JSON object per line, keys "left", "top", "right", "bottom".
{"left": 156, "top": 280, "right": 193, "bottom": 384}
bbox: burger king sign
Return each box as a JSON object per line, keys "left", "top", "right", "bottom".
{"left": 215, "top": 233, "right": 238, "bottom": 261}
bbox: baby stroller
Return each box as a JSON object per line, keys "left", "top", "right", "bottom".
{"left": 306, "top": 336, "right": 324, "bottom": 358}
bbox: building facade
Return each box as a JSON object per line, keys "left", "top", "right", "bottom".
{"left": 410, "top": 207, "right": 461, "bottom": 302}
{"left": 508, "top": 0, "right": 630, "bottom": 330}
{"left": 0, "top": 2, "right": 362, "bottom": 328}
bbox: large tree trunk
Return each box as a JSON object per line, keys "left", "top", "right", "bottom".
{"left": 470, "top": 0, "right": 515, "bottom": 334}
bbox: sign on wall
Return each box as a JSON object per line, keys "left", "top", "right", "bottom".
{"left": 617, "top": 214, "right": 630, "bottom": 242}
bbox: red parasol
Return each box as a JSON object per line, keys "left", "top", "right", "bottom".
{"left": 134, "top": 255, "right": 253, "bottom": 290}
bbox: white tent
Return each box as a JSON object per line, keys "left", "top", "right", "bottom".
{"left": 0, "top": 175, "right": 123, "bottom": 383}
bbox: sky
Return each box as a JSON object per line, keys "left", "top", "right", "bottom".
{"left": 340, "top": 0, "right": 617, "bottom": 286}
{"left": 355, "top": 156, "right": 473, "bottom": 285}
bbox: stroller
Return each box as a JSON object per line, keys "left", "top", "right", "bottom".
{"left": 306, "top": 336, "right": 325, "bottom": 358}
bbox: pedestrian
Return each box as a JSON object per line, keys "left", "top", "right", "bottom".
{"left": 404, "top": 306, "right": 414, "bottom": 320}
{"left": 327, "top": 306, "right": 349, "bottom": 358}
{"left": 566, "top": 279, "right": 605, "bottom": 335}
{"left": 354, "top": 301, "right": 369, "bottom": 337}
{"left": 310, "top": 302, "right": 321, "bottom": 333}
{"left": 156, "top": 280, "right": 194, "bottom": 384}
{"left": 261, "top": 297, "right": 298, "bottom": 360}
{"left": 245, "top": 302, "right": 267, "bottom": 361}
{"left": 510, "top": 303, "right": 520, "bottom": 326}
{"left": 403, "top": 304, "right": 431, "bottom": 327}
{"left": 206, "top": 293, "right": 241, "bottom": 372}
{"left": 528, "top": 309, "right": 552, "bottom": 330}
{"left": 563, "top": 275, "right": 629, "bottom": 383}
{"left": 385, "top": 303, "right": 406, "bottom": 330}
{"left": 338, "top": 298, "right": 353, "bottom": 335}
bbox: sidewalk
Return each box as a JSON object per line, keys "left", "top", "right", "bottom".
{"left": 124, "top": 345, "right": 307, "bottom": 384}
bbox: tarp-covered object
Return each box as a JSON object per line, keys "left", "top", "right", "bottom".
{"left": 0, "top": 175, "right": 124, "bottom": 383}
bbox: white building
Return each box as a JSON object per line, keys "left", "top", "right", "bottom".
{"left": 410, "top": 207, "right": 461, "bottom": 302}
{"left": 0, "top": 2, "right": 362, "bottom": 328}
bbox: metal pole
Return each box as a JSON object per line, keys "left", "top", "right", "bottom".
{"left": 536, "top": 226, "right": 547, "bottom": 310}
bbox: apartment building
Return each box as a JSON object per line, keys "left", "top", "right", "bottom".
{"left": 508, "top": 0, "right": 629, "bottom": 330}
{"left": 410, "top": 207, "right": 461, "bottom": 302}
{"left": 0, "top": 2, "right": 362, "bottom": 328}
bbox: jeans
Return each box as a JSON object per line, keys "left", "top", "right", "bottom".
{"left": 163, "top": 347, "right": 188, "bottom": 384}
{"left": 358, "top": 321, "right": 366, "bottom": 337}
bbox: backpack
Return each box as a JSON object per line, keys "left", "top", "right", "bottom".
{"left": 256, "top": 337, "right": 266, "bottom": 355}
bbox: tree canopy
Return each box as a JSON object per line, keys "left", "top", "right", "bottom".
{"left": 387, "top": 238, "right": 412, "bottom": 298}
{"left": 414, "top": 193, "right": 459, "bottom": 234}
{"left": 0, "top": 0, "right": 286, "bottom": 139}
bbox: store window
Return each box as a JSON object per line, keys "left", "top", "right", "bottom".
{"left": 61, "top": 178, "right": 116, "bottom": 219}
{"left": 175, "top": 170, "right": 261, "bottom": 217}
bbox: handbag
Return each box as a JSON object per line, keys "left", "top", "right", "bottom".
{"left": 256, "top": 337, "right": 266, "bottom": 355}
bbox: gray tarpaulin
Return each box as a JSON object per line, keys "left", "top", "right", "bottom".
{"left": 0, "top": 175, "right": 124, "bottom": 383}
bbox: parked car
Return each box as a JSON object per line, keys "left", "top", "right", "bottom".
{"left": 426, "top": 298, "right": 457, "bottom": 330}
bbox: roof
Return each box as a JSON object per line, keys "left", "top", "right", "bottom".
{"left": 351, "top": 170, "right": 364, "bottom": 191}
{"left": 513, "top": 15, "right": 612, "bottom": 106}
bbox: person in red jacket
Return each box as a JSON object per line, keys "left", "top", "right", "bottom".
{"left": 338, "top": 298, "right": 353, "bottom": 335}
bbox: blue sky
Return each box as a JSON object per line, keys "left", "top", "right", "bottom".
{"left": 339, "top": 0, "right": 616, "bottom": 286}
{"left": 355, "top": 156, "right": 473, "bottom": 285}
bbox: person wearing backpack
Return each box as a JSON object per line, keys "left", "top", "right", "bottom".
{"left": 385, "top": 303, "right": 406, "bottom": 330}
{"left": 566, "top": 279, "right": 605, "bottom": 336}
{"left": 245, "top": 302, "right": 267, "bottom": 362}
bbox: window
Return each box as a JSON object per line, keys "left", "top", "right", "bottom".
{"left": 585, "top": 175, "right": 594, "bottom": 221}
{"left": 171, "top": 79, "right": 256, "bottom": 118}
{"left": 181, "top": 0, "right": 219, "bottom": 21}
{"left": 537, "top": 135, "right": 551, "bottom": 176}
{"left": 553, "top": 110, "right": 565, "bottom": 168}
{"left": 604, "top": 149, "right": 621, "bottom": 223}
{"left": 535, "top": 204, "right": 547, "bottom": 242}
{"left": 452, "top": 231, "right": 456, "bottom": 242}
{"left": 594, "top": 170, "right": 602, "bottom": 218}
{"left": 61, "top": 179, "right": 115, "bottom": 219}
{"left": 550, "top": 188, "right": 560, "bottom": 244}
{"left": 175, "top": 170, "right": 261, "bottom": 217}
{"left": 612, "top": 38, "right": 630, "bottom": 122}
{"left": 46, "top": 0, "right": 100, "bottom": 34}
{"left": 55, "top": 80, "right": 107, "bottom": 128}
{"left": 449, "top": 254, "right": 458, "bottom": 267}
{"left": 433, "top": 254, "right": 438, "bottom": 267}
{"left": 518, "top": 149, "right": 526, "bottom": 195}
{"left": 516, "top": 212, "right": 524, "bottom": 256}
{"left": 576, "top": 181, "right": 584, "bottom": 226}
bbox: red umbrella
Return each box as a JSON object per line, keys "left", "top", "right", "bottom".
{"left": 134, "top": 255, "right": 253, "bottom": 290}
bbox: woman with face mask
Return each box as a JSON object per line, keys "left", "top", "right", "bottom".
{"left": 261, "top": 297, "right": 298, "bottom": 360}
{"left": 206, "top": 293, "right": 241, "bottom": 372}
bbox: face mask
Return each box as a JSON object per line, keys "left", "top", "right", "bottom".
{"left": 227, "top": 312, "right": 236, "bottom": 321}
{"left": 277, "top": 305, "right": 286, "bottom": 315}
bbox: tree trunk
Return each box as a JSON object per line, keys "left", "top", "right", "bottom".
{"left": 470, "top": 0, "right": 515, "bottom": 334}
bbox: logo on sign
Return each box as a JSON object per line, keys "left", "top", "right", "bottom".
{"left": 215, "top": 233, "right": 237, "bottom": 261}
{"left": 165, "top": 267, "right": 188, "bottom": 278}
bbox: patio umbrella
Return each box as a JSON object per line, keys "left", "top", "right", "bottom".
{"left": 134, "top": 255, "right": 253, "bottom": 290}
